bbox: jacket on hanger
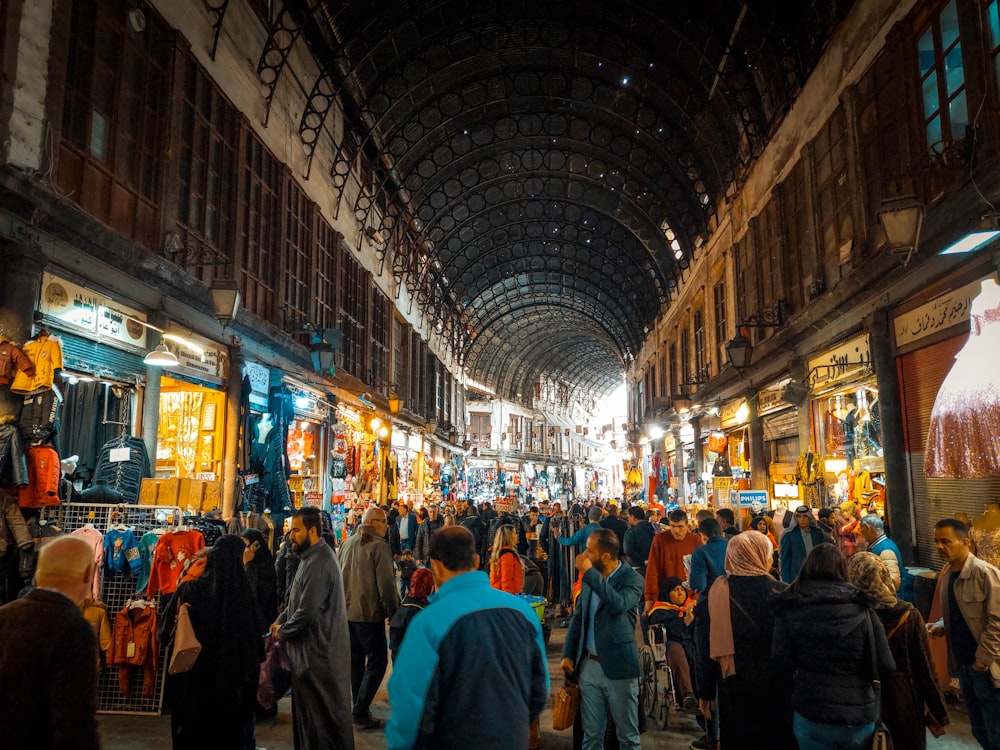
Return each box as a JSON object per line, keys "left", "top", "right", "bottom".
{"left": 0, "top": 339, "right": 34, "bottom": 385}
{"left": 93, "top": 436, "right": 151, "bottom": 504}
{"left": 10, "top": 333, "right": 62, "bottom": 395}
{"left": 104, "top": 527, "right": 142, "bottom": 576}
{"left": 146, "top": 529, "right": 206, "bottom": 596}
{"left": 79, "top": 597, "right": 112, "bottom": 658}
{"left": 17, "top": 445, "right": 62, "bottom": 508}
{"left": 19, "top": 389, "right": 61, "bottom": 445}
{"left": 107, "top": 601, "right": 158, "bottom": 698}
{"left": 0, "top": 422, "right": 29, "bottom": 487}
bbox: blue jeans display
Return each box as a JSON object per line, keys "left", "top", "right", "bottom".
{"left": 793, "top": 713, "right": 874, "bottom": 750}
{"left": 578, "top": 657, "right": 641, "bottom": 750}
{"left": 960, "top": 664, "right": 1000, "bottom": 750}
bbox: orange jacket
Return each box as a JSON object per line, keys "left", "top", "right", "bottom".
{"left": 489, "top": 547, "right": 524, "bottom": 594}
{"left": 17, "top": 445, "right": 61, "bottom": 508}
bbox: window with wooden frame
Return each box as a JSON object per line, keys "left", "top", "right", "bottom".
{"left": 283, "top": 182, "right": 314, "bottom": 330}
{"left": 813, "top": 107, "right": 853, "bottom": 286}
{"left": 659, "top": 353, "right": 668, "bottom": 396}
{"left": 693, "top": 309, "right": 706, "bottom": 379}
{"left": 713, "top": 280, "right": 727, "bottom": 368}
{"left": 313, "top": 218, "right": 338, "bottom": 331}
{"left": 393, "top": 318, "right": 408, "bottom": 399}
{"left": 756, "top": 196, "right": 784, "bottom": 310}
{"left": 783, "top": 159, "right": 811, "bottom": 310}
{"left": 469, "top": 413, "right": 491, "bottom": 446}
{"left": 443, "top": 370, "right": 452, "bottom": 426}
{"left": 175, "top": 50, "right": 238, "bottom": 281}
{"left": 370, "top": 288, "right": 390, "bottom": 393}
{"left": 58, "top": 0, "right": 170, "bottom": 249}
{"left": 410, "top": 333, "right": 425, "bottom": 417}
{"left": 338, "top": 251, "right": 368, "bottom": 379}
{"left": 680, "top": 327, "right": 691, "bottom": 384}
{"left": 668, "top": 343, "right": 677, "bottom": 396}
{"left": 734, "top": 240, "right": 757, "bottom": 335}
{"left": 918, "top": 0, "right": 968, "bottom": 150}
{"left": 434, "top": 359, "right": 443, "bottom": 416}
{"left": 238, "top": 131, "right": 281, "bottom": 322}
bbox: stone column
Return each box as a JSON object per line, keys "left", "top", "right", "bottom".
{"left": 747, "top": 390, "right": 768, "bottom": 492}
{"left": 222, "top": 345, "right": 244, "bottom": 519}
{"left": 140, "top": 311, "right": 167, "bottom": 467}
{"left": 691, "top": 416, "right": 703, "bottom": 500}
{"left": 867, "top": 310, "right": 914, "bottom": 563}
{"left": 672, "top": 425, "right": 684, "bottom": 504}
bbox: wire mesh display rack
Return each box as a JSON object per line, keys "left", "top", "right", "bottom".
{"left": 43, "top": 503, "right": 184, "bottom": 715}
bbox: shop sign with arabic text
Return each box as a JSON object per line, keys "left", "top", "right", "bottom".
{"left": 808, "top": 333, "right": 871, "bottom": 388}
{"left": 893, "top": 277, "right": 993, "bottom": 348}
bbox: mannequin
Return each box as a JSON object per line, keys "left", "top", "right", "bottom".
{"left": 926, "top": 276, "right": 1000, "bottom": 477}
{"left": 256, "top": 413, "right": 273, "bottom": 443}
{"left": 970, "top": 502, "right": 1000, "bottom": 568}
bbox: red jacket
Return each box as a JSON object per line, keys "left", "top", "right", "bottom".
{"left": 0, "top": 340, "right": 34, "bottom": 385}
{"left": 490, "top": 547, "right": 524, "bottom": 594}
{"left": 147, "top": 530, "right": 206, "bottom": 596}
{"left": 17, "top": 445, "right": 61, "bottom": 508}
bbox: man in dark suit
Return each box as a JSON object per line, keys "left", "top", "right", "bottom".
{"left": 780, "top": 505, "right": 834, "bottom": 582}
{"left": 0, "top": 535, "right": 99, "bottom": 749}
{"left": 599, "top": 502, "right": 629, "bottom": 552}
{"left": 560, "top": 529, "right": 644, "bottom": 750}
{"left": 392, "top": 501, "right": 419, "bottom": 555}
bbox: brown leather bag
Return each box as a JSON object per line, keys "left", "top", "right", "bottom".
{"left": 168, "top": 602, "right": 202, "bottom": 674}
{"left": 551, "top": 682, "right": 580, "bottom": 731}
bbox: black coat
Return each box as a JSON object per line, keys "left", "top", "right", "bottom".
{"left": 771, "top": 580, "right": 896, "bottom": 727}
{"left": 695, "top": 575, "right": 794, "bottom": 748}
{"left": 622, "top": 520, "right": 656, "bottom": 573}
{"left": 600, "top": 516, "right": 629, "bottom": 551}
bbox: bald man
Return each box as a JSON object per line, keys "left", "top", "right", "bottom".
{"left": 0, "top": 536, "right": 99, "bottom": 749}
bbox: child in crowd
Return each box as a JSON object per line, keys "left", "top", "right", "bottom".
{"left": 647, "top": 576, "right": 699, "bottom": 711}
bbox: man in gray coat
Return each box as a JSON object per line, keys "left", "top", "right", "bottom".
{"left": 339, "top": 506, "right": 401, "bottom": 729}
{"left": 270, "top": 508, "right": 354, "bottom": 750}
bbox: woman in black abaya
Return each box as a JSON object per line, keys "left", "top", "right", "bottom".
{"left": 167, "top": 534, "right": 265, "bottom": 749}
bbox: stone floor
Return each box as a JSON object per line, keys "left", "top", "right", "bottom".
{"left": 99, "top": 618, "right": 980, "bottom": 749}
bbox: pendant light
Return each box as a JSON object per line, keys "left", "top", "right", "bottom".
{"left": 143, "top": 342, "right": 179, "bottom": 368}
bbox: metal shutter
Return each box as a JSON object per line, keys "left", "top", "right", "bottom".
{"left": 763, "top": 408, "right": 798, "bottom": 440}
{"left": 900, "top": 336, "right": 1000, "bottom": 566}
{"left": 55, "top": 329, "right": 147, "bottom": 383}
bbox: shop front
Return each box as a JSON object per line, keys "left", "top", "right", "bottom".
{"left": 807, "top": 332, "right": 882, "bottom": 512}
{"left": 334, "top": 401, "right": 379, "bottom": 507}
{"left": 153, "top": 332, "right": 228, "bottom": 513}
{"left": 758, "top": 381, "right": 802, "bottom": 510}
{"left": 37, "top": 273, "right": 148, "bottom": 488}
{"left": 283, "top": 378, "right": 331, "bottom": 510}
{"left": 389, "top": 430, "right": 424, "bottom": 507}
{"left": 892, "top": 266, "right": 1000, "bottom": 566}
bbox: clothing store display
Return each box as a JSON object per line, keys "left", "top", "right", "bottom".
{"left": 0, "top": 421, "right": 29, "bottom": 487}
{"left": 105, "top": 526, "right": 142, "bottom": 576}
{"left": 16, "top": 445, "right": 61, "bottom": 508}
{"left": 62, "top": 381, "right": 131, "bottom": 481}
{"left": 107, "top": 600, "right": 159, "bottom": 698}
{"left": 795, "top": 451, "right": 825, "bottom": 507}
{"left": 135, "top": 529, "right": 164, "bottom": 595}
{"left": 0, "top": 494, "right": 32, "bottom": 554}
{"left": 147, "top": 529, "right": 207, "bottom": 596}
{"left": 970, "top": 527, "right": 1000, "bottom": 569}
{"left": 93, "top": 435, "right": 152, "bottom": 504}
{"left": 80, "top": 596, "right": 113, "bottom": 660}
{"left": 9, "top": 332, "right": 62, "bottom": 395}
{"left": 19, "top": 388, "right": 61, "bottom": 446}
{"left": 71, "top": 525, "right": 105, "bottom": 598}
{"left": 926, "top": 278, "right": 1000, "bottom": 477}
{"left": 80, "top": 479, "right": 125, "bottom": 504}
{"left": 0, "top": 338, "right": 34, "bottom": 384}
{"left": 191, "top": 516, "right": 227, "bottom": 546}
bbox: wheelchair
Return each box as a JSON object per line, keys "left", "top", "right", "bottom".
{"left": 638, "top": 624, "right": 680, "bottom": 730}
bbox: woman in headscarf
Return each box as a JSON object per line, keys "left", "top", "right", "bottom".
{"left": 695, "top": 530, "right": 795, "bottom": 749}
{"left": 771, "top": 544, "right": 895, "bottom": 750}
{"left": 166, "top": 534, "right": 265, "bottom": 749}
{"left": 848, "top": 552, "right": 949, "bottom": 748}
{"left": 240, "top": 528, "right": 278, "bottom": 629}
{"left": 388, "top": 567, "right": 435, "bottom": 660}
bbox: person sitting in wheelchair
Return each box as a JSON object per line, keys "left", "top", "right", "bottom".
{"left": 647, "top": 576, "right": 699, "bottom": 712}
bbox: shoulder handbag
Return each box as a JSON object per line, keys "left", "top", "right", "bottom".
{"left": 866, "top": 612, "right": 894, "bottom": 750}
{"left": 168, "top": 601, "right": 202, "bottom": 674}
{"left": 551, "top": 681, "right": 580, "bottom": 731}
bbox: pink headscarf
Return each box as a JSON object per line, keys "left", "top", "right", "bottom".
{"left": 708, "top": 531, "right": 775, "bottom": 678}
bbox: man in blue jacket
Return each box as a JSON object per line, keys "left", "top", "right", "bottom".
{"left": 560, "top": 528, "right": 644, "bottom": 750}
{"left": 780, "top": 505, "right": 833, "bottom": 583}
{"left": 689, "top": 517, "right": 728, "bottom": 594}
{"left": 386, "top": 526, "right": 548, "bottom": 750}
{"left": 860, "top": 514, "right": 914, "bottom": 602}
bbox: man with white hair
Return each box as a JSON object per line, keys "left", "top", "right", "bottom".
{"left": 859, "top": 514, "right": 913, "bottom": 601}
{"left": 0, "top": 535, "right": 99, "bottom": 749}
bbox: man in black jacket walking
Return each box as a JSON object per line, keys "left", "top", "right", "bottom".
{"left": 623, "top": 505, "right": 656, "bottom": 576}
{"left": 600, "top": 503, "right": 629, "bottom": 552}
{"left": 415, "top": 503, "right": 444, "bottom": 566}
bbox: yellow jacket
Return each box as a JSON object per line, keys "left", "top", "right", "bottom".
{"left": 10, "top": 334, "right": 62, "bottom": 394}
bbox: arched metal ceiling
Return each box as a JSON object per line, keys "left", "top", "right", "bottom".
{"left": 282, "top": 0, "right": 855, "bottom": 402}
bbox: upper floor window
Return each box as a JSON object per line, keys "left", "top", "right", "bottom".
{"left": 693, "top": 310, "right": 706, "bottom": 379}
{"left": 713, "top": 280, "right": 727, "bottom": 366}
{"left": 918, "top": 0, "right": 968, "bottom": 149}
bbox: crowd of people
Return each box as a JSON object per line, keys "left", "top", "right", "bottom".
{"left": 1, "top": 492, "right": 999, "bottom": 750}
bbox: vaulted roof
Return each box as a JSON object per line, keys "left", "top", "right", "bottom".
{"left": 283, "top": 0, "right": 855, "bottom": 400}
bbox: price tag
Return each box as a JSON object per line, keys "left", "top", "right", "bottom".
{"left": 126, "top": 642, "right": 136, "bottom": 658}
{"left": 110, "top": 447, "right": 131, "bottom": 463}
